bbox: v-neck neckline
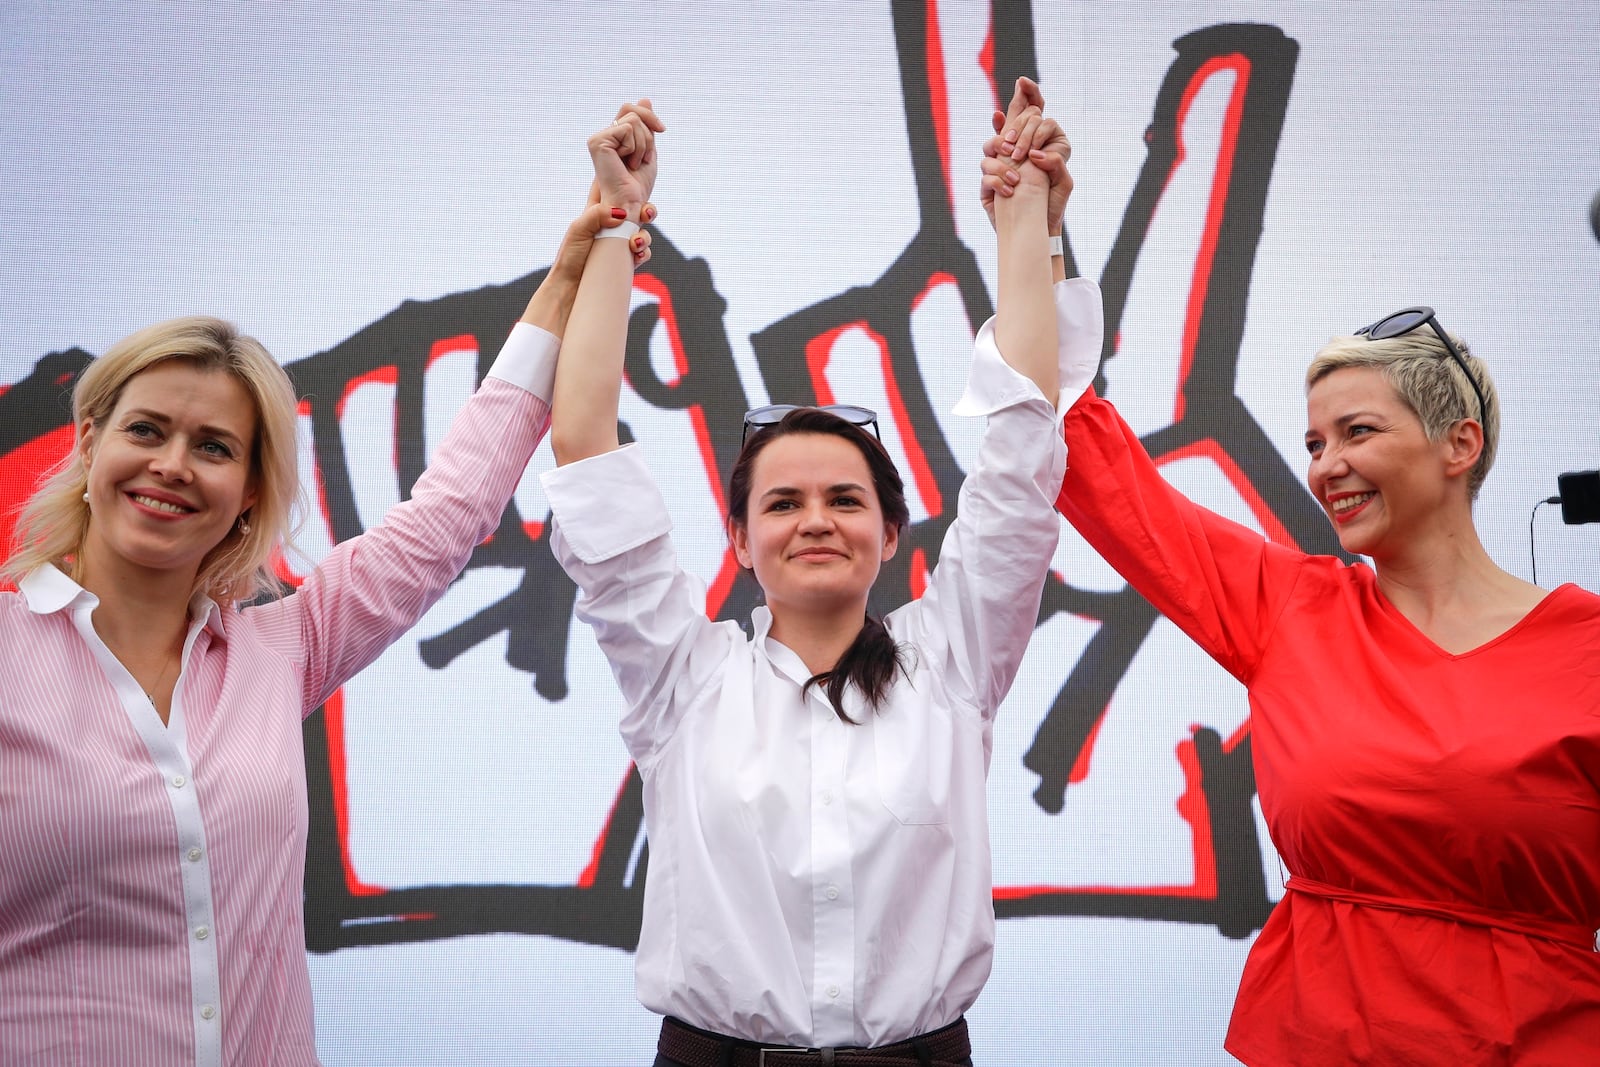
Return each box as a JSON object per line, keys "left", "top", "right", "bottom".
{"left": 1370, "top": 580, "right": 1569, "bottom": 660}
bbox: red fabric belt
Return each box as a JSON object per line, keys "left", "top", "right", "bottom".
{"left": 658, "top": 1015, "right": 971, "bottom": 1067}
{"left": 1286, "top": 874, "right": 1597, "bottom": 951}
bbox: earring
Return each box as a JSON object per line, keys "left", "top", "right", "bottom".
{"left": 237, "top": 515, "right": 251, "bottom": 536}
{"left": 82, "top": 491, "right": 90, "bottom": 503}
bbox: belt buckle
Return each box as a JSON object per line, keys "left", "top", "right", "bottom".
{"left": 759, "top": 1047, "right": 835, "bottom": 1066}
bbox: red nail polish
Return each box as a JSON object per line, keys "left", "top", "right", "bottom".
{"left": 611, "top": 207, "right": 627, "bottom": 219}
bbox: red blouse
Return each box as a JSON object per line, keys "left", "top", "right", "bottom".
{"left": 1057, "top": 390, "right": 1600, "bottom": 1065}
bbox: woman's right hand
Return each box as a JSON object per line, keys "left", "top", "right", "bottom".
{"left": 588, "top": 98, "right": 664, "bottom": 221}
{"left": 552, "top": 201, "right": 657, "bottom": 282}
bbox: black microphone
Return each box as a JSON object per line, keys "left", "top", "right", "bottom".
{"left": 1557, "top": 470, "right": 1600, "bottom": 524}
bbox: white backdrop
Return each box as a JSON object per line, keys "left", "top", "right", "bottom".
{"left": 3, "top": 3, "right": 1598, "bottom": 1063}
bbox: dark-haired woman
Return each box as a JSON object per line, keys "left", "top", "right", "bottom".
{"left": 541, "top": 85, "right": 1099, "bottom": 1063}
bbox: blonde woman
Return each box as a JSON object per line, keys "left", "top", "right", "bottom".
{"left": 987, "top": 125, "right": 1600, "bottom": 1064}
{"left": 0, "top": 108, "right": 659, "bottom": 1066}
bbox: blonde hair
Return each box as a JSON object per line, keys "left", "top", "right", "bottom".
{"left": 3, "top": 316, "right": 303, "bottom": 602}
{"left": 1306, "top": 327, "right": 1499, "bottom": 500}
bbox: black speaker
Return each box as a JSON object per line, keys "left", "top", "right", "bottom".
{"left": 1557, "top": 470, "right": 1600, "bottom": 524}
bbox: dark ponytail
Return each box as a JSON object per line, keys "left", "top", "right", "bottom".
{"left": 728, "top": 407, "right": 911, "bottom": 724}
{"left": 801, "top": 613, "right": 907, "bottom": 724}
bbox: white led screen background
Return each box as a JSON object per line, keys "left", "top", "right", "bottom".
{"left": 3, "top": 3, "right": 1598, "bottom": 1063}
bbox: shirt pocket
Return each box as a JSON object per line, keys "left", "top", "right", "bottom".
{"left": 871, "top": 699, "right": 954, "bottom": 826}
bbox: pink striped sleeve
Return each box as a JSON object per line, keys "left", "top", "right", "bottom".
{"left": 251, "top": 377, "right": 551, "bottom": 711}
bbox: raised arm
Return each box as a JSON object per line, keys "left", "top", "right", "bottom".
{"left": 982, "top": 83, "right": 1304, "bottom": 680}
{"left": 551, "top": 101, "right": 663, "bottom": 466}
{"left": 984, "top": 77, "right": 1073, "bottom": 279}
{"left": 522, "top": 104, "right": 661, "bottom": 343}
{"left": 519, "top": 196, "right": 654, "bottom": 341}
{"left": 983, "top": 78, "right": 1065, "bottom": 404}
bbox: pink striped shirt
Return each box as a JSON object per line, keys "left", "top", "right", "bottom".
{"left": 0, "top": 324, "right": 556, "bottom": 1066}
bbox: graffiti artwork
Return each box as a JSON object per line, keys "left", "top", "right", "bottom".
{"left": 4, "top": 2, "right": 1596, "bottom": 1062}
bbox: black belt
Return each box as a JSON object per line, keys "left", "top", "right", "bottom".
{"left": 658, "top": 1015, "right": 971, "bottom": 1067}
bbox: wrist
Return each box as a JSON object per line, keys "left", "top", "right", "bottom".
{"left": 607, "top": 200, "right": 644, "bottom": 225}
{"left": 594, "top": 219, "right": 640, "bottom": 242}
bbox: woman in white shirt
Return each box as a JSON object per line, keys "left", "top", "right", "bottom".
{"left": 541, "top": 84, "right": 1102, "bottom": 1065}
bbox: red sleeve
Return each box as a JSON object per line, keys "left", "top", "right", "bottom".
{"left": 1055, "top": 389, "right": 1307, "bottom": 683}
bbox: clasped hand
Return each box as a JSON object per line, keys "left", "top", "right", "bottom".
{"left": 980, "top": 77, "right": 1072, "bottom": 232}
{"left": 551, "top": 100, "right": 665, "bottom": 278}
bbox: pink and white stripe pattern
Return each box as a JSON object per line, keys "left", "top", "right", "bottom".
{"left": 0, "top": 324, "right": 555, "bottom": 1066}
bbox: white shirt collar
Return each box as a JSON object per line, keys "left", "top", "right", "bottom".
{"left": 19, "top": 563, "right": 228, "bottom": 638}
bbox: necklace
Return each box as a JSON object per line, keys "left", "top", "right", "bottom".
{"left": 143, "top": 651, "right": 180, "bottom": 707}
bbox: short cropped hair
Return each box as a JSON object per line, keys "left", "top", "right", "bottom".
{"left": 1306, "top": 327, "right": 1499, "bottom": 499}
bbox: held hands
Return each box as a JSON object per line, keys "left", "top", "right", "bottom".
{"left": 589, "top": 98, "right": 663, "bottom": 221}
{"left": 553, "top": 201, "right": 657, "bottom": 279}
{"left": 521, "top": 101, "right": 662, "bottom": 334}
{"left": 979, "top": 77, "right": 1072, "bottom": 232}
{"left": 550, "top": 100, "right": 665, "bottom": 282}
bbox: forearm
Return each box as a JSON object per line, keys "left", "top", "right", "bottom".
{"left": 550, "top": 231, "right": 635, "bottom": 465}
{"left": 268, "top": 375, "right": 550, "bottom": 708}
{"left": 994, "top": 183, "right": 1059, "bottom": 403}
{"left": 520, "top": 264, "right": 582, "bottom": 339}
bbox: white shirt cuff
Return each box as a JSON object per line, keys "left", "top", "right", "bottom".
{"left": 486, "top": 322, "right": 559, "bottom": 402}
{"left": 540, "top": 444, "right": 674, "bottom": 564}
{"left": 951, "top": 277, "right": 1105, "bottom": 418}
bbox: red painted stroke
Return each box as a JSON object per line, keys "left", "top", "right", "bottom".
{"left": 1170, "top": 53, "right": 1252, "bottom": 422}
{"left": 322, "top": 688, "right": 387, "bottom": 897}
{"left": 1157, "top": 438, "right": 1296, "bottom": 548}
{"left": 632, "top": 273, "right": 743, "bottom": 619}
{"left": 925, "top": 0, "right": 955, "bottom": 215}
{"left": 576, "top": 767, "right": 639, "bottom": 889}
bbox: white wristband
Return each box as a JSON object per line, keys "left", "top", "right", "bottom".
{"left": 1049, "top": 232, "right": 1063, "bottom": 258}
{"left": 596, "top": 220, "right": 639, "bottom": 241}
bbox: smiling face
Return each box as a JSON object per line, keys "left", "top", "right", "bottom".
{"left": 1304, "top": 365, "right": 1466, "bottom": 559}
{"left": 78, "top": 360, "right": 260, "bottom": 591}
{"left": 730, "top": 432, "right": 900, "bottom": 624}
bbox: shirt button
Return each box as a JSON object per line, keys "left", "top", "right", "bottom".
{"left": 826, "top": 885, "right": 840, "bottom": 901}
{"left": 201, "top": 1005, "right": 217, "bottom": 1021}
{"left": 194, "top": 925, "right": 210, "bottom": 941}
{"left": 827, "top": 985, "right": 840, "bottom": 999}
{"left": 187, "top": 847, "right": 203, "bottom": 863}
{"left": 821, "top": 790, "right": 834, "bottom": 805}
{"left": 171, "top": 774, "right": 187, "bottom": 789}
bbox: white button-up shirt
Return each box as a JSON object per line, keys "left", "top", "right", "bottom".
{"left": 0, "top": 323, "right": 556, "bottom": 1066}
{"left": 543, "top": 279, "right": 1103, "bottom": 1048}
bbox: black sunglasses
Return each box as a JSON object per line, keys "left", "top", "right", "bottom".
{"left": 1354, "top": 306, "right": 1488, "bottom": 428}
{"left": 741, "top": 404, "right": 881, "bottom": 446}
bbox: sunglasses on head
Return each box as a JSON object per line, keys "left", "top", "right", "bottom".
{"left": 1354, "top": 306, "right": 1488, "bottom": 427}
{"left": 741, "top": 404, "right": 881, "bottom": 446}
